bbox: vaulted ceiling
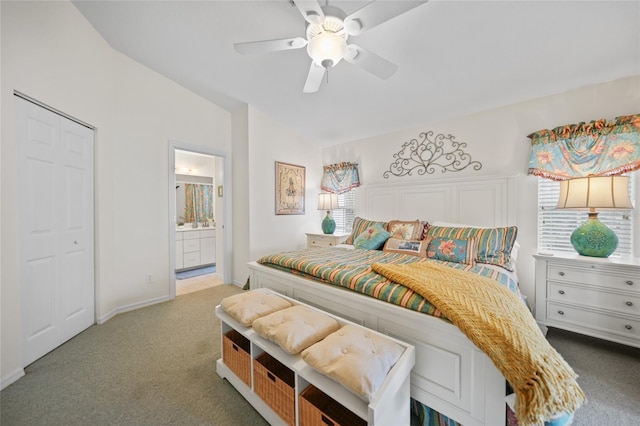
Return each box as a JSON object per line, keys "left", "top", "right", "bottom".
{"left": 72, "top": 0, "right": 640, "bottom": 147}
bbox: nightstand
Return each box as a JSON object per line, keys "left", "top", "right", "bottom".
{"left": 306, "top": 232, "right": 348, "bottom": 249}
{"left": 534, "top": 252, "right": 640, "bottom": 348}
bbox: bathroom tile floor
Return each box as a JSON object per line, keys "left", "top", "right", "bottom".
{"left": 176, "top": 272, "right": 224, "bottom": 296}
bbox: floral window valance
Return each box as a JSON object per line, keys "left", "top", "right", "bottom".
{"left": 527, "top": 114, "right": 640, "bottom": 180}
{"left": 321, "top": 162, "right": 361, "bottom": 194}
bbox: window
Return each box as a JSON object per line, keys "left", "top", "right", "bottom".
{"left": 537, "top": 177, "right": 635, "bottom": 256}
{"left": 333, "top": 190, "right": 357, "bottom": 234}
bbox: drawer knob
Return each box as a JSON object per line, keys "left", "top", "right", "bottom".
{"left": 626, "top": 280, "right": 634, "bottom": 286}
{"left": 558, "top": 272, "right": 565, "bottom": 276}
{"left": 558, "top": 290, "right": 565, "bottom": 295}
{"left": 625, "top": 325, "right": 633, "bottom": 330}
{"left": 558, "top": 310, "right": 565, "bottom": 315}
{"left": 626, "top": 301, "right": 633, "bottom": 307}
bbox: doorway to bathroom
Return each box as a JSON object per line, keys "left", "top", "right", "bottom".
{"left": 169, "top": 144, "right": 228, "bottom": 297}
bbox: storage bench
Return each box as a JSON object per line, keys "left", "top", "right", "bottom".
{"left": 215, "top": 288, "right": 415, "bottom": 426}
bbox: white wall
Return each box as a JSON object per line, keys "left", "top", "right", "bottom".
{"left": 322, "top": 75, "right": 640, "bottom": 305}
{"left": 1, "top": 1, "right": 231, "bottom": 386}
{"left": 242, "top": 106, "right": 322, "bottom": 279}
{"left": 231, "top": 106, "right": 249, "bottom": 285}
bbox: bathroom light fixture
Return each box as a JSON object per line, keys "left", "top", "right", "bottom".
{"left": 318, "top": 193, "right": 339, "bottom": 234}
{"left": 556, "top": 175, "right": 634, "bottom": 257}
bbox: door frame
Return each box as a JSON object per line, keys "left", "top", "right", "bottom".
{"left": 168, "top": 142, "right": 231, "bottom": 297}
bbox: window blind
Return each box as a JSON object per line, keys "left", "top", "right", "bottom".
{"left": 537, "top": 178, "right": 634, "bottom": 256}
{"left": 333, "top": 190, "right": 356, "bottom": 233}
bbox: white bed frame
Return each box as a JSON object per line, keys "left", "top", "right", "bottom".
{"left": 250, "top": 176, "right": 518, "bottom": 426}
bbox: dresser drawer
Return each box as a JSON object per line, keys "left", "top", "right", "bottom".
{"left": 184, "top": 251, "right": 201, "bottom": 268}
{"left": 547, "top": 264, "right": 637, "bottom": 292}
{"left": 308, "top": 237, "right": 335, "bottom": 248}
{"left": 183, "top": 238, "right": 200, "bottom": 253}
{"left": 200, "top": 229, "right": 216, "bottom": 238}
{"left": 548, "top": 282, "right": 640, "bottom": 316}
{"left": 183, "top": 230, "right": 200, "bottom": 240}
{"left": 547, "top": 302, "right": 640, "bottom": 340}
{"left": 306, "top": 233, "right": 346, "bottom": 249}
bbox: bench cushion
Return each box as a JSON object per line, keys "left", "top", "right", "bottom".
{"left": 252, "top": 305, "right": 340, "bottom": 354}
{"left": 221, "top": 290, "right": 292, "bottom": 327}
{"left": 301, "top": 324, "right": 404, "bottom": 401}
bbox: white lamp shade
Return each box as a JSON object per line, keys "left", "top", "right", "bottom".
{"left": 307, "top": 32, "right": 346, "bottom": 68}
{"left": 557, "top": 176, "right": 634, "bottom": 210}
{"left": 318, "top": 193, "right": 339, "bottom": 210}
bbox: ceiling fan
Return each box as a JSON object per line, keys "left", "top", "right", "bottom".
{"left": 233, "top": 0, "right": 428, "bottom": 93}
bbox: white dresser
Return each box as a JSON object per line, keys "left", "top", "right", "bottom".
{"left": 176, "top": 228, "right": 216, "bottom": 271}
{"left": 534, "top": 253, "right": 640, "bottom": 348}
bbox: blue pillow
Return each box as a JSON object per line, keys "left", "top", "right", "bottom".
{"left": 427, "top": 237, "right": 476, "bottom": 265}
{"left": 354, "top": 224, "right": 391, "bottom": 250}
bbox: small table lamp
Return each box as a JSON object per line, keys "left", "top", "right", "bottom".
{"left": 556, "top": 175, "right": 634, "bottom": 257}
{"left": 318, "top": 193, "right": 339, "bottom": 234}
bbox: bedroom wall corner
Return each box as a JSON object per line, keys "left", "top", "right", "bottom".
{"left": 232, "top": 105, "right": 250, "bottom": 286}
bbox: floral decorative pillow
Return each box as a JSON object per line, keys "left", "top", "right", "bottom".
{"left": 386, "top": 220, "right": 425, "bottom": 241}
{"left": 427, "top": 237, "right": 476, "bottom": 265}
{"left": 383, "top": 238, "right": 428, "bottom": 258}
{"left": 354, "top": 224, "right": 391, "bottom": 250}
{"left": 344, "top": 217, "right": 388, "bottom": 245}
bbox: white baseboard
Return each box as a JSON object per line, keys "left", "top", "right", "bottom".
{"left": 97, "top": 294, "right": 171, "bottom": 324}
{"left": 1, "top": 368, "right": 25, "bottom": 390}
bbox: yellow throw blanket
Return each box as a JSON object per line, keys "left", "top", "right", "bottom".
{"left": 371, "top": 261, "right": 585, "bottom": 426}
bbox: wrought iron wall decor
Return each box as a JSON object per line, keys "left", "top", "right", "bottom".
{"left": 383, "top": 131, "right": 482, "bottom": 178}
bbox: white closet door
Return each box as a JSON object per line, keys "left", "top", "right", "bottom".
{"left": 18, "top": 96, "right": 95, "bottom": 366}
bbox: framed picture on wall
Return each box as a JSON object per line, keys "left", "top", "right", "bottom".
{"left": 275, "top": 161, "right": 305, "bottom": 215}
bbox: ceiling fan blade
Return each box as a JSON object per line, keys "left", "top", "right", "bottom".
{"left": 344, "top": 0, "right": 428, "bottom": 36}
{"left": 344, "top": 44, "right": 397, "bottom": 80}
{"left": 294, "top": 0, "right": 325, "bottom": 25}
{"left": 234, "top": 37, "right": 307, "bottom": 55}
{"left": 303, "top": 62, "right": 326, "bottom": 93}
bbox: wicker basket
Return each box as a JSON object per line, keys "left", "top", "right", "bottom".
{"left": 222, "top": 329, "right": 251, "bottom": 387}
{"left": 299, "top": 385, "right": 366, "bottom": 426}
{"left": 254, "top": 352, "right": 295, "bottom": 426}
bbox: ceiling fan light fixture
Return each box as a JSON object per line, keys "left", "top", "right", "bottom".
{"left": 344, "top": 18, "right": 362, "bottom": 35}
{"left": 307, "top": 31, "right": 347, "bottom": 68}
{"left": 305, "top": 11, "right": 323, "bottom": 25}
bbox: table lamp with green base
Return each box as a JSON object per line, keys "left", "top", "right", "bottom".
{"left": 318, "top": 192, "right": 339, "bottom": 234}
{"left": 557, "top": 175, "right": 634, "bottom": 258}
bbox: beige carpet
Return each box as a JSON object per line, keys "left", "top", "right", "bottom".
{"left": 0, "top": 284, "right": 268, "bottom": 426}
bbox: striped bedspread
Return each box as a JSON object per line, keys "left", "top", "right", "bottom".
{"left": 257, "top": 247, "right": 519, "bottom": 318}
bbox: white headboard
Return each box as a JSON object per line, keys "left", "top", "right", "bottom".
{"left": 359, "top": 175, "right": 518, "bottom": 227}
